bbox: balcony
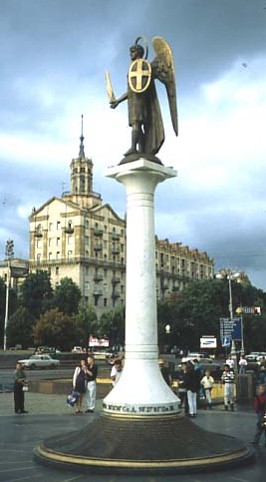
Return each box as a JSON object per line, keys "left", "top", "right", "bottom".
{"left": 111, "top": 277, "right": 120, "bottom": 284}
{"left": 34, "top": 230, "right": 43, "bottom": 238}
{"left": 64, "top": 226, "right": 74, "bottom": 234}
{"left": 94, "top": 274, "right": 104, "bottom": 282}
{"left": 94, "top": 228, "right": 103, "bottom": 237}
{"left": 93, "top": 288, "right": 103, "bottom": 296}
{"left": 111, "top": 233, "right": 120, "bottom": 241}
{"left": 94, "top": 244, "right": 103, "bottom": 251}
{"left": 111, "top": 247, "right": 120, "bottom": 255}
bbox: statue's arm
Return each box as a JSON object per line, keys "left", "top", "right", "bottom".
{"left": 110, "top": 92, "right": 128, "bottom": 109}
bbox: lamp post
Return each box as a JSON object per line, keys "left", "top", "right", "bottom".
{"left": 3, "top": 239, "right": 14, "bottom": 351}
{"left": 216, "top": 269, "right": 240, "bottom": 366}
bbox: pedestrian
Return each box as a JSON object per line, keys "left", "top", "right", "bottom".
{"left": 177, "top": 362, "right": 188, "bottom": 414}
{"left": 238, "top": 355, "right": 248, "bottom": 374}
{"left": 193, "top": 358, "right": 205, "bottom": 404}
{"left": 201, "top": 369, "right": 215, "bottom": 409}
{"left": 111, "top": 359, "right": 123, "bottom": 386}
{"left": 252, "top": 384, "right": 266, "bottom": 446}
{"left": 84, "top": 353, "right": 98, "bottom": 413}
{"left": 158, "top": 358, "right": 172, "bottom": 387}
{"left": 185, "top": 362, "right": 199, "bottom": 418}
{"left": 225, "top": 354, "right": 235, "bottom": 371}
{"left": 221, "top": 363, "right": 235, "bottom": 411}
{"left": 13, "top": 362, "right": 28, "bottom": 414}
{"left": 72, "top": 359, "right": 87, "bottom": 413}
{"left": 258, "top": 366, "right": 266, "bottom": 385}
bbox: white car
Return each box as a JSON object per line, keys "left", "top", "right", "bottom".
{"left": 18, "top": 354, "right": 60, "bottom": 369}
{"left": 181, "top": 353, "right": 205, "bottom": 363}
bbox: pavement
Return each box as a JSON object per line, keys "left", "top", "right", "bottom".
{"left": 0, "top": 391, "right": 265, "bottom": 482}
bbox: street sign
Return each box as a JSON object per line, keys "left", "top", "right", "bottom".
{"left": 220, "top": 317, "right": 242, "bottom": 342}
{"left": 221, "top": 336, "right": 231, "bottom": 347}
{"left": 236, "top": 306, "right": 261, "bottom": 315}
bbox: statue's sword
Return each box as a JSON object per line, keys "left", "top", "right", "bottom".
{"left": 105, "top": 70, "right": 116, "bottom": 102}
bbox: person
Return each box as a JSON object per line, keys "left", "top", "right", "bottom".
{"left": 221, "top": 363, "right": 235, "bottom": 411}
{"left": 110, "top": 359, "right": 123, "bottom": 386}
{"left": 252, "top": 384, "right": 266, "bottom": 446}
{"left": 184, "top": 362, "right": 199, "bottom": 418}
{"left": 72, "top": 359, "right": 87, "bottom": 414}
{"left": 84, "top": 353, "right": 98, "bottom": 413}
{"left": 158, "top": 358, "right": 172, "bottom": 387}
{"left": 13, "top": 362, "right": 28, "bottom": 414}
{"left": 193, "top": 358, "right": 205, "bottom": 403}
{"left": 258, "top": 366, "right": 266, "bottom": 385}
{"left": 225, "top": 354, "right": 235, "bottom": 371}
{"left": 201, "top": 369, "right": 215, "bottom": 409}
{"left": 238, "top": 355, "right": 248, "bottom": 374}
{"left": 177, "top": 362, "right": 188, "bottom": 414}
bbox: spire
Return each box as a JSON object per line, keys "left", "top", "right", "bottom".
{"left": 79, "top": 114, "right": 85, "bottom": 158}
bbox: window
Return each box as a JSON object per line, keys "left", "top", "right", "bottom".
{"left": 104, "top": 298, "right": 107, "bottom": 307}
{"left": 55, "top": 267, "right": 59, "bottom": 275}
{"left": 49, "top": 252, "right": 52, "bottom": 261}
{"left": 56, "top": 237, "right": 60, "bottom": 246}
{"left": 67, "top": 250, "right": 72, "bottom": 260}
{"left": 57, "top": 221, "right": 61, "bottom": 230}
{"left": 85, "top": 236, "right": 89, "bottom": 245}
{"left": 49, "top": 222, "right": 53, "bottom": 231}
{"left": 56, "top": 251, "right": 60, "bottom": 260}
{"left": 37, "top": 254, "right": 41, "bottom": 264}
{"left": 37, "top": 239, "right": 42, "bottom": 248}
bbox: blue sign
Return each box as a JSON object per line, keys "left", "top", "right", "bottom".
{"left": 220, "top": 318, "right": 242, "bottom": 342}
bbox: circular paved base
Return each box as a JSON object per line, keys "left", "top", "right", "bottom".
{"left": 34, "top": 413, "right": 254, "bottom": 474}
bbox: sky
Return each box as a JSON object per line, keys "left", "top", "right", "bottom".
{"left": 0, "top": 0, "right": 266, "bottom": 291}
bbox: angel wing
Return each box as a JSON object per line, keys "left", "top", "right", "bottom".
{"left": 151, "top": 36, "right": 178, "bottom": 136}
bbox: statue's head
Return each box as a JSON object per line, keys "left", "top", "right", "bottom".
{"left": 129, "top": 43, "right": 144, "bottom": 59}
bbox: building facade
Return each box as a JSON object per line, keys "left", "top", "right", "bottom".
{"left": 28, "top": 124, "right": 214, "bottom": 317}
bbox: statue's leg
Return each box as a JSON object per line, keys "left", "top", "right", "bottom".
{"left": 124, "top": 125, "right": 139, "bottom": 156}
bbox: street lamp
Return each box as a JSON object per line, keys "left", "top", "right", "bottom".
{"left": 3, "top": 239, "right": 14, "bottom": 351}
{"left": 216, "top": 269, "right": 240, "bottom": 364}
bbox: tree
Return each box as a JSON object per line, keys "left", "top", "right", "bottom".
{"left": 99, "top": 306, "right": 125, "bottom": 346}
{"left": 52, "top": 277, "right": 81, "bottom": 315}
{"left": 20, "top": 271, "right": 53, "bottom": 319}
{"left": 33, "top": 308, "right": 83, "bottom": 351}
{"left": 7, "top": 307, "right": 35, "bottom": 349}
{"left": 76, "top": 304, "right": 98, "bottom": 347}
{"left": 158, "top": 278, "right": 266, "bottom": 353}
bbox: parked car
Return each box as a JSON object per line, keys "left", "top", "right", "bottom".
{"left": 18, "top": 354, "right": 60, "bottom": 369}
{"left": 181, "top": 353, "right": 205, "bottom": 362}
{"left": 245, "top": 352, "right": 264, "bottom": 362}
{"left": 71, "top": 346, "right": 84, "bottom": 353}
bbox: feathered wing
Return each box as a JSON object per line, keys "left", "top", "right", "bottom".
{"left": 151, "top": 36, "right": 178, "bottom": 136}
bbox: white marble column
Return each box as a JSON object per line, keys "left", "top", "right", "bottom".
{"left": 103, "top": 159, "right": 179, "bottom": 416}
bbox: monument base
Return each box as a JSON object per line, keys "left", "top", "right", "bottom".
{"left": 34, "top": 412, "right": 254, "bottom": 474}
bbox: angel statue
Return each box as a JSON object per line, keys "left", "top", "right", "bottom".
{"left": 106, "top": 36, "right": 178, "bottom": 164}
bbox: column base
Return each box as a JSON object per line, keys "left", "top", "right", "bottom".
{"left": 34, "top": 412, "right": 254, "bottom": 474}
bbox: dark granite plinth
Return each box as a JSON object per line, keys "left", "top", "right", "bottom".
{"left": 34, "top": 413, "right": 254, "bottom": 474}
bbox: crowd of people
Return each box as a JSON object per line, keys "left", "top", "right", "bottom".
{"left": 12, "top": 350, "right": 266, "bottom": 447}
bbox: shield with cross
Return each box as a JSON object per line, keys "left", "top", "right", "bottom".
{"left": 128, "top": 59, "right": 152, "bottom": 93}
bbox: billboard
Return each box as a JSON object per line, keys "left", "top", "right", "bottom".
{"left": 200, "top": 337, "right": 217, "bottom": 349}
{"left": 220, "top": 318, "right": 242, "bottom": 343}
{"left": 88, "top": 336, "right": 110, "bottom": 348}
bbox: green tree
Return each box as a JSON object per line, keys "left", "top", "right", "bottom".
{"left": 20, "top": 271, "right": 53, "bottom": 319}
{"left": 6, "top": 307, "right": 35, "bottom": 348}
{"left": 156, "top": 278, "right": 266, "bottom": 353}
{"left": 52, "top": 277, "right": 81, "bottom": 315}
{"left": 99, "top": 306, "right": 125, "bottom": 346}
{"left": 33, "top": 308, "right": 83, "bottom": 351}
{"left": 76, "top": 303, "right": 98, "bottom": 347}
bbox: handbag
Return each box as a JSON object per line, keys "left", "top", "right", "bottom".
{"left": 66, "top": 390, "right": 79, "bottom": 407}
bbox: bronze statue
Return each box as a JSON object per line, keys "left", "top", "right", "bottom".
{"left": 106, "top": 36, "right": 178, "bottom": 164}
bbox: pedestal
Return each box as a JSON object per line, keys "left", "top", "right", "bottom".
{"left": 34, "top": 159, "right": 254, "bottom": 474}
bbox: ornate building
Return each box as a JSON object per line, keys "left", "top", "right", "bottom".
{"left": 29, "top": 119, "right": 214, "bottom": 317}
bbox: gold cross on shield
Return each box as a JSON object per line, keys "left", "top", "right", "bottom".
{"left": 128, "top": 59, "right": 152, "bottom": 93}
